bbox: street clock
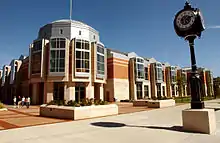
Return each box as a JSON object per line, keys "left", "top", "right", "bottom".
{"left": 174, "top": 2, "right": 205, "bottom": 38}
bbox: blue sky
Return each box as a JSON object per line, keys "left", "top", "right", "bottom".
{"left": 1, "top": 0, "right": 220, "bottom": 76}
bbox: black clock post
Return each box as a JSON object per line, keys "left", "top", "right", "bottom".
{"left": 174, "top": 1, "right": 205, "bottom": 109}
{"left": 185, "top": 35, "right": 204, "bottom": 109}
{"left": 174, "top": 1, "right": 216, "bottom": 134}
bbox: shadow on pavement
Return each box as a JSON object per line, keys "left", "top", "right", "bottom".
{"left": 90, "top": 122, "right": 205, "bottom": 134}
{"left": 91, "top": 122, "right": 126, "bottom": 128}
{"left": 205, "top": 107, "right": 220, "bottom": 112}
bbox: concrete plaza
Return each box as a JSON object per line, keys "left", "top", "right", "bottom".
{"left": 0, "top": 100, "right": 220, "bottom": 143}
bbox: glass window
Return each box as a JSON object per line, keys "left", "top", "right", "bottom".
{"left": 144, "top": 67, "right": 148, "bottom": 80}
{"left": 97, "top": 44, "right": 105, "bottom": 75}
{"left": 156, "top": 66, "right": 163, "bottom": 81}
{"left": 85, "top": 42, "right": 89, "bottom": 50}
{"left": 144, "top": 85, "right": 149, "bottom": 98}
{"left": 162, "top": 86, "right": 165, "bottom": 96}
{"left": 171, "top": 70, "right": 176, "bottom": 82}
{"left": 136, "top": 83, "right": 143, "bottom": 99}
{"left": 76, "top": 51, "right": 81, "bottom": 59}
{"left": 50, "top": 38, "right": 66, "bottom": 72}
{"left": 136, "top": 59, "right": 144, "bottom": 79}
{"left": 172, "top": 85, "right": 175, "bottom": 96}
{"left": 137, "top": 58, "right": 144, "bottom": 63}
{"left": 75, "top": 39, "right": 90, "bottom": 73}
{"left": 33, "top": 40, "right": 42, "bottom": 52}
{"left": 31, "top": 52, "right": 42, "bottom": 74}
{"left": 157, "top": 84, "right": 161, "bottom": 97}
{"left": 97, "top": 44, "right": 104, "bottom": 54}
{"left": 76, "top": 40, "right": 81, "bottom": 49}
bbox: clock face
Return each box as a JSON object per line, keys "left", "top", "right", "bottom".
{"left": 175, "top": 10, "right": 196, "bottom": 30}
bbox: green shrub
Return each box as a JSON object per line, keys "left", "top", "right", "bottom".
{"left": 80, "top": 98, "right": 93, "bottom": 106}
{"left": 67, "top": 100, "right": 78, "bottom": 106}
{"left": 47, "top": 98, "right": 109, "bottom": 107}
{"left": 151, "top": 96, "right": 157, "bottom": 100}
{"left": 0, "top": 102, "right": 4, "bottom": 109}
{"left": 94, "top": 99, "right": 101, "bottom": 105}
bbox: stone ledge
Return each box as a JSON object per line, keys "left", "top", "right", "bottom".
{"left": 182, "top": 108, "right": 216, "bottom": 134}
{"left": 147, "top": 99, "right": 175, "bottom": 108}
{"left": 40, "top": 104, "right": 118, "bottom": 120}
{"left": 0, "top": 108, "right": 8, "bottom": 111}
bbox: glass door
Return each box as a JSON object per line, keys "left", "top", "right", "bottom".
{"left": 75, "top": 85, "right": 85, "bottom": 102}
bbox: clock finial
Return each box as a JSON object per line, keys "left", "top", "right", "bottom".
{"left": 184, "top": 0, "right": 192, "bottom": 9}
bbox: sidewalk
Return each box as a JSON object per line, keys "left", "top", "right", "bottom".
{"left": 0, "top": 106, "right": 70, "bottom": 130}
{"left": 0, "top": 99, "right": 219, "bottom": 143}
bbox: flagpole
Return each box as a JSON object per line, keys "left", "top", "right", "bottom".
{"left": 70, "top": 0, "right": 72, "bottom": 20}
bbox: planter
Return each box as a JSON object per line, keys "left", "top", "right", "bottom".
{"left": 133, "top": 100, "right": 149, "bottom": 107}
{"left": 40, "top": 104, "right": 118, "bottom": 120}
{"left": 0, "top": 108, "right": 8, "bottom": 111}
{"left": 147, "top": 99, "right": 175, "bottom": 108}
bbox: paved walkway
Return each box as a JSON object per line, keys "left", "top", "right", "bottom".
{"left": 0, "top": 102, "right": 155, "bottom": 131}
{"left": 0, "top": 106, "right": 70, "bottom": 130}
{"left": 0, "top": 100, "right": 220, "bottom": 143}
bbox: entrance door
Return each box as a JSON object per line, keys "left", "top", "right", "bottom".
{"left": 54, "top": 82, "right": 64, "bottom": 101}
{"left": 156, "top": 83, "right": 161, "bottom": 98}
{"left": 75, "top": 86, "right": 85, "bottom": 102}
{"left": 136, "top": 83, "right": 143, "bottom": 99}
{"left": 39, "top": 83, "right": 44, "bottom": 104}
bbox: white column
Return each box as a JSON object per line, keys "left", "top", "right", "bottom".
{"left": 134, "top": 83, "right": 137, "bottom": 100}
{"left": 44, "top": 82, "right": 53, "bottom": 103}
{"left": 100, "top": 84, "right": 104, "bottom": 100}
{"left": 86, "top": 82, "right": 94, "bottom": 99}
{"left": 65, "top": 85, "right": 75, "bottom": 101}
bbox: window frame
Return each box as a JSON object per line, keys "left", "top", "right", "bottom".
{"left": 75, "top": 39, "right": 90, "bottom": 74}
{"left": 135, "top": 58, "right": 145, "bottom": 80}
{"left": 97, "top": 44, "right": 105, "bottom": 77}
{"left": 49, "top": 38, "right": 66, "bottom": 73}
{"left": 144, "top": 85, "right": 149, "bottom": 98}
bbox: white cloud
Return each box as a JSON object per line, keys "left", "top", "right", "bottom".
{"left": 207, "top": 25, "right": 220, "bottom": 29}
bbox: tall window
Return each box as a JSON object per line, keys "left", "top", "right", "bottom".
{"left": 171, "top": 67, "right": 176, "bottom": 82}
{"left": 32, "top": 40, "right": 42, "bottom": 52}
{"left": 50, "top": 38, "right": 66, "bottom": 72}
{"left": 32, "top": 40, "right": 42, "bottom": 74}
{"left": 157, "top": 84, "right": 161, "bottom": 97}
{"left": 182, "top": 72, "right": 187, "bottom": 83}
{"left": 156, "top": 63, "right": 162, "bottom": 81}
{"left": 162, "top": 86, "right": 165, "bottom": 96}
{"left": 136, "top": 58, "right": 144, "bottom": 79}
{"left": 172, "top": 85, "right": 175, "bottom": 96}
{"left": 144, "top": 67, "right": 148, "bottom": 80}
{"left": 136, "top": 83, "right": 142, "bottom": 99}
{"left": 144, "top": 85, "right": 149, "bottom": 98}
{"left": 97, "top": 44, "right": 105, "bottom": 75}
{"left": 75, "top": 39, "right": 90, "bottom": 73}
